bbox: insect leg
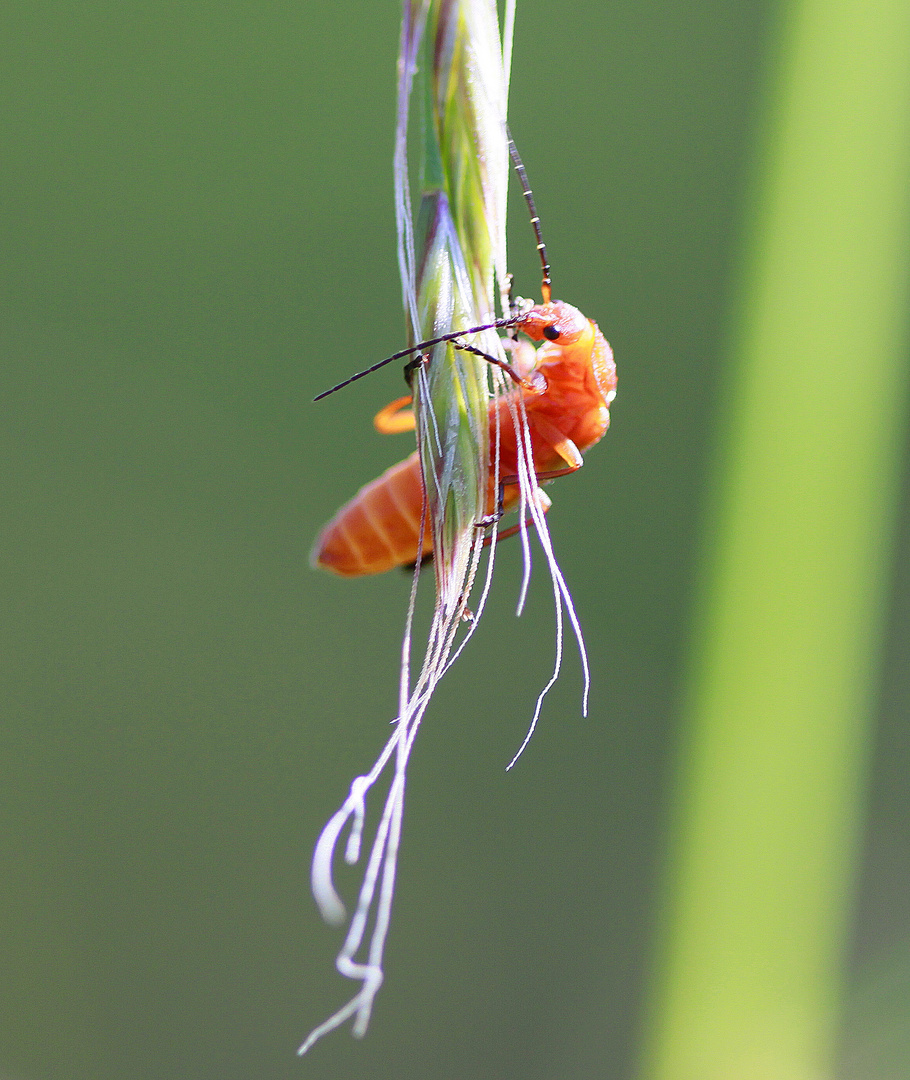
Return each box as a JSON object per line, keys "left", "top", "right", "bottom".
{"left": 528, "top": 415, "right": 585, "bottom": 472}
{"left": 403, "top": 353, "right": 430, "bottom": 387}
{"left": 475, "top": 433, "right": 584, "bottom": 531}
{"left": 482, "top": 490, "right": 552, "bottom": 546}
{"left": 374, "top": 396, "right": 415, "bottom": 433}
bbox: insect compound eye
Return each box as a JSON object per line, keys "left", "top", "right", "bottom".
{"left": 543, "top": 324, "right": 561, "bottom": 341}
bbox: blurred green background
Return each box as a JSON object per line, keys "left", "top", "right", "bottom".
{"left": 2, "top": 2, "right": 908, "bottom": 1078}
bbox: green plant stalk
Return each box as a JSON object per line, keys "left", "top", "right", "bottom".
{"left": 641, "top": 2, "right": 910, "bottom": 1078}
{"left": 299, "top": 2, "right": 514, "bottom": 1054}
{"left": 405, "top": 0, "right": 511, "bottom": 598}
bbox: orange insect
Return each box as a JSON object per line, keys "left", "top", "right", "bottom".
{"left": 311, "top": 141, "right": 616, "bottom": 577}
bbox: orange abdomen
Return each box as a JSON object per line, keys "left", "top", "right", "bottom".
{"left": 312, "top": 453, "right": 429, "bottom": 577}
{"left": 313, "top": 405, "right": 527, "bottom": 577}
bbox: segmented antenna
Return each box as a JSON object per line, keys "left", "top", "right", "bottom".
{"left": 506, "top": 127, "right": 552, "bottom": 304}
{"left": 313, "top": 314, "right": 524, "bottom": 400}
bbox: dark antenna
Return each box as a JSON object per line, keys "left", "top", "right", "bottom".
{"left": 313, "top": 315, "right": 524, "bottom": 400}
{"left": 506, "top": 127, "right": 552, "bottom": 304}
